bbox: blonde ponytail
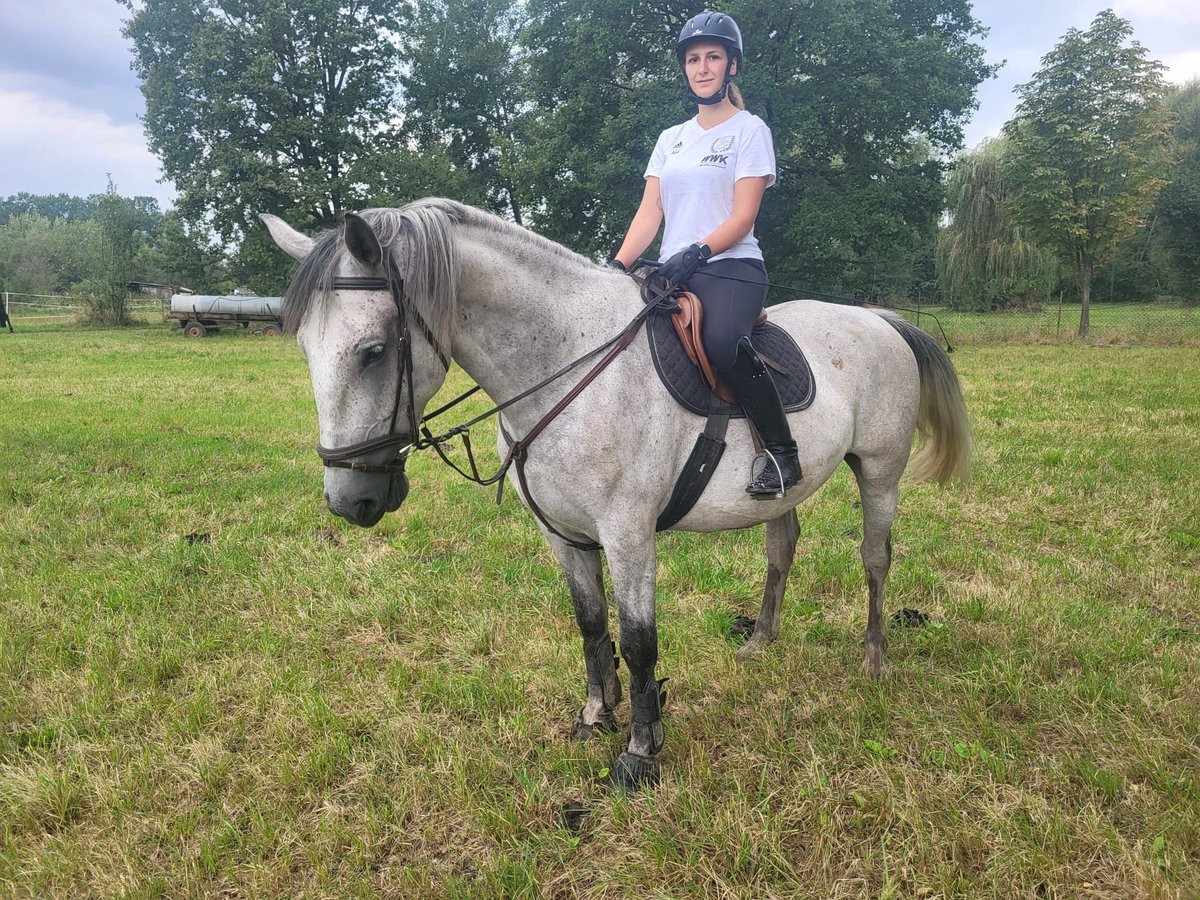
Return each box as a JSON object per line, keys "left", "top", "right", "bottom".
{"left": 728, "top": 83, "right": 745, "bottom": 110}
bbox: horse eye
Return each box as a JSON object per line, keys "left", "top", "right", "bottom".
{"left": 361, "top": 343, "right": 386, "bottom": 366}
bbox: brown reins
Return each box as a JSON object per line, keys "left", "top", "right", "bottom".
{"left": 313, "top": 257, "right": 675, "bottom": 547}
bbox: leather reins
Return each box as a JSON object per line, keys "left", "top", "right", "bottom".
{"left": 312, "top": 260, "right": 674, "bottom": 548}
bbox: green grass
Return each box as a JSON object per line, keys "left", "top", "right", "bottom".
{"left": 1, "top": 326, "right": 1198, "bottom": 897}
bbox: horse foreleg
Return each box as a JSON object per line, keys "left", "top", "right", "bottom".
{"left": 605, "top": 536, "right": 664, "bottom": 790}
{"left": 846, "top": 454, "right": 899, "bottom": 679}
{"left": 547, "top": 537, "right": 621, "bottom": 740}
{"left": 737, "top": 509, "right": 800, "bottom": 662}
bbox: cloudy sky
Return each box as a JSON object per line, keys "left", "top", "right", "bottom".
{"left": 1, "top": 0, "right": 1198, "bottom": 210}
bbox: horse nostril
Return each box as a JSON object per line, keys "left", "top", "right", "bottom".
{"left": 354, "top": 497, "right": 378, "bottom": 521}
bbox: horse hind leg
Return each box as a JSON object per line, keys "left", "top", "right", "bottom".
{"left": 547, "top": 538, "right": 621, "bottom": 739}
{"left": 845, "top": 453, "right": 899, "bottom": 680}
{"left": 737, "top": 509, "right": 800, "bottom": 662}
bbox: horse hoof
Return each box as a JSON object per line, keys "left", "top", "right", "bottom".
{"left": 735, "top": 636, "right": 770, "bottom": 662}
{"left": 608, "top": 752, "right": 661, "bottom": 791}
{"left": 570, "top": 711, "right": 616, "bottom": 741}
{"left": 862, "top": 654, "right": 886, "bottom": 681}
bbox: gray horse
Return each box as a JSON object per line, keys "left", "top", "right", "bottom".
{"left": 263, "top": 199, "right": 971, "bottom": 789}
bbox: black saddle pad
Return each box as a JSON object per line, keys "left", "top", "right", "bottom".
{"left": 647, "top": 311, "right": 816, "bottom": 417}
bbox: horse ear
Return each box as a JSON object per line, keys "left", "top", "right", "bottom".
{"left": 259, "top": 213, "right": 314, "bottom": 260}
{"left": 344, "top": 213, "right": 383, "bottom": 268}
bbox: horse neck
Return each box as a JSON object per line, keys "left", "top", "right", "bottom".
{"left": 448, "top": 228, "right": 643, "bottom": 424}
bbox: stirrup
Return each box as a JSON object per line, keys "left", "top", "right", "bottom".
{"left": 746, "top": 450, "right": 799, "bottom": 499}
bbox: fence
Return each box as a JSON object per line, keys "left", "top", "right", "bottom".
{"left": 892, "top": 298, "right": 1200, "bottom": 345}
{"left": 4, "top": 290, "right": 1197, "bottom": 345}
{"left": 2, "top": 292, "right": 165, "bottom": 325}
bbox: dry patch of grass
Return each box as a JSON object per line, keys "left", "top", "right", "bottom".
{"left": 1, "top": 330, "right": 1198, "bottom": 896}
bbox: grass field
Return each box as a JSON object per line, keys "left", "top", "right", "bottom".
{"left": 1, "top": 325, "right": 1198, "bottom": 897}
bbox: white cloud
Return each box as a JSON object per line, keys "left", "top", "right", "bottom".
{"left": 1162, "top": 50, "right": 1200, "bottom": 85}
{"left": 1112, "top": 1, "right": 1200, "bottom": 28}
{"left": 0, "top": 83, "right": 174, "bottom": 205}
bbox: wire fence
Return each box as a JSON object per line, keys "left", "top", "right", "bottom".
{"left": 786, "top": 285, "right": 1200, "bottom": 345}
{"left": 2, "top": 292, "right": 166, "bottom": 326}
{"left": 892, "top": 298, "right": 1200, "bottom": 345}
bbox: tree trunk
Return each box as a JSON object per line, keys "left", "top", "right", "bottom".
{"left": 1078, "top": 258, "right": 1092, "bottom": 337}
{"left": 507, "top": 185, "right": 523, "bottom": 227}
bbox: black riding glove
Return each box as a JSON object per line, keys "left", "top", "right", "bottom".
{"left": 656, "top": 242, "right": 710, "bottom": 287}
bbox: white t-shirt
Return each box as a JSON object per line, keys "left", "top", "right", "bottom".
{"left": 644, "top": 109, "right": 777, "bottom": 263}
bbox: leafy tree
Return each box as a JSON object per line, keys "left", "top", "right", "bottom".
{"left": 122, "top": 0, "right": 408, "bottom": 243}
{"left": 1154, "top": 80, "right": 1200, "bottom": 302}
{"left": 141, "top": 211, "right": 229, "bottom": 294}
{"left": 1002, "top": 10, "right": 1169, "bottom": 335}
{"left": 937, "top": 138, "right": 1058, "bottom": 310}
{"left": 0, "top": 193, "right": 96, "bottom": 224}
{"left": 398, "top": 0, "right": 531, "bottom": 221}
{"left": 0, "top": 193, "right": 160, "bottom": 229}
{"left": 84, "top": 179, "right": 141, "bottom": 325}
{"left": 0, "top": 213, "right": 96, "bottom": 295}
{"left": 122, "top": 0, "right": 994, "bottom": 298}
{"left": 517, "top": 0, "right": 685, "bottom": 258}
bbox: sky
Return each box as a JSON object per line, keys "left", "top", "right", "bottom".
{"left": 1, "top": 0, "right": 1198, "bottom": 211}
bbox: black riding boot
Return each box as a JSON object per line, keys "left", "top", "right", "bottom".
{"left": 725, "top": 336, "right": 801, "bottom": 499}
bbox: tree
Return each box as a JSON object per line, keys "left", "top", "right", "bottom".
{"left": 518, "top": 0, "right": 996, "bottom": 294}
{"left": 122, "top": 0, "right": 408, "bottom": 243}
{"left": 0, "top": 193, "right": 96, "bottom": 224}
{"left": 937, "top": 138, "right": 1058, "bottom": 310}
{"left": 398, "top": 0, "right": 531, "bottom": 222}
{"left": 0, "top": 213, "right": 96, "bottom": 295}
{"left": 1154, "top": 80, "right": 1200, "bottom": 302}
{"left": 141, "top": 211, "right": 228, "bottom": 294}
{"left": 1002, "top": 10, "right": 1169, "bottom": 335}
{"left": 84, "top": 179, "right": 140, "bottom": 325}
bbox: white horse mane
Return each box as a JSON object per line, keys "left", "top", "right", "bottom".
{"left": 282, "top": 198, "right": 598, "bottom": 348}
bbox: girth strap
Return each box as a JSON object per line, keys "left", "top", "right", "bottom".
{"left": 654, "top": 411, "right": 729, "bottom": 532}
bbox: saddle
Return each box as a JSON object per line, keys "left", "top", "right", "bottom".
{"left": 640, "top": 284, "right": 816, "bottom": 531}
{"left": 647, "top": 291, "right": 816, "bottom": 418}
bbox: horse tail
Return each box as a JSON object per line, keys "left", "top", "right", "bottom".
{"left": 878, "top": 313, "right": 972, "bottom": 485}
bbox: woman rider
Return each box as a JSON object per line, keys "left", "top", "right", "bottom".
{"left": 609, "top": 10, "right": 801, "bottom": 498}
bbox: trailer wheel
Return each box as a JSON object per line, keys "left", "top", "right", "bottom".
{"left": 262, "top": 322, "right": 283, "bottom": 337}
{"left": 184, "top": 320, "right": 206, "bottom": 339}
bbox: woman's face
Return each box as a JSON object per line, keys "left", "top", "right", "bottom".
{"left": 683, "top": 41, "right": 734, "bottom": 100}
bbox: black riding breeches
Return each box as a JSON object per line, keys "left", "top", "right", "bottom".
{"left": 686, "top": 257, "right": 768, "bottom": 374}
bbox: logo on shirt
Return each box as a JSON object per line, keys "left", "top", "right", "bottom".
{"left": 711, "top": 135, "right": 736, "bottom": 153}
{"left": 699, "top": 153, "right": 729, "bottom": 168}
{"left": 669, "top": 141, "right": 683, "bottom": 155}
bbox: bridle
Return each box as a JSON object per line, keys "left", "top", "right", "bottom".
{"left": 314, "top": 259, "right": 450, "bottom": 475}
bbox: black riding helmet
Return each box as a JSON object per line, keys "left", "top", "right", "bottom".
{"left": 676, "top": 11, "right": 743, "bottom": 106}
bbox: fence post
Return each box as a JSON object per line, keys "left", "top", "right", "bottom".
{"left": 1056, "top": 292, "right": 1063, "bottom": 338}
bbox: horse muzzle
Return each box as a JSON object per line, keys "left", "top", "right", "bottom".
{"left": 325, "top": 468, "right": 409, "bottom": 527}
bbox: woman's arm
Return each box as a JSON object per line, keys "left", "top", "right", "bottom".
{"left": 699, "top": 175, "right": 771, "bottom": 255}
{"left": 613, "top": 177, "right": 664, "bottom": 269}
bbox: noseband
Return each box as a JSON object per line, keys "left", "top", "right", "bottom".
{"left": 315, "top": 264, "right": 450, "bottom": 475}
